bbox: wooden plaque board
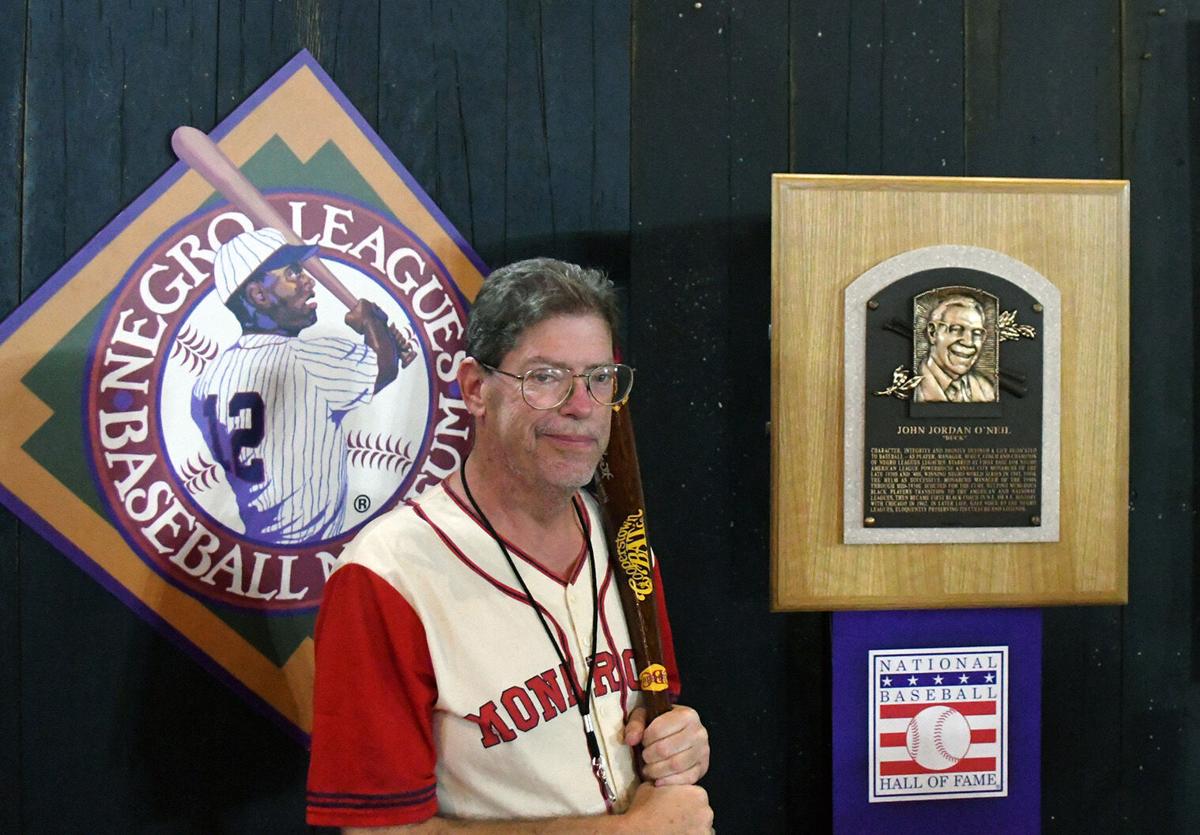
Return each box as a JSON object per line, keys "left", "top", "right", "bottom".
{"left": 771, "top": 175, "right": 1128, "bottom": 610}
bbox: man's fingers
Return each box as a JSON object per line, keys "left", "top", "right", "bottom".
{"left": 624, "top": 706, "right": 647, "bottom": 746}
{"left": 641, "top": 705, "right": 701, "bottom": 748}
{"left": 639, "top": 705, "right": 710, "bottom": 784}
{"left": 642, "top": 746, "right": 707, "bottom": 783}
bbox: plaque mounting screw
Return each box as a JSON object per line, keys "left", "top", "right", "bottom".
{"left": 864, "top": 516, "right": 876, "bottom": 526}
{"left": 1030, "top": 516, "right": 1041, "bottom": 525}
{"left": 1032, "top": 303, "right": 1043, "bottom": 313}
{"left": 867, "top": 300, "right": 879, "bottom": 310}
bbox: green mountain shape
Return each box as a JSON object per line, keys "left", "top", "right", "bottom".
{"left": 201, "top": 135, "right": 394, "bottom": 220}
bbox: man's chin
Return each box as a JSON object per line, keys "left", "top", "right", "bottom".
{"left": 291, "top": 312, "right": 318, "bottom": 333}
{"left": 543, "top": 459, "right": 602, "bottom": 492}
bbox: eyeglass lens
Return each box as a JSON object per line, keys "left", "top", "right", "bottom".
{"left": 521, "top": 365, "right": 633, "bottom": 409}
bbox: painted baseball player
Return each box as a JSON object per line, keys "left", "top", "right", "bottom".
{"left": 306, "top": 259, "right": 712, "bottom": 830}
{"left": 192, "top": 227, "right": 404, "bottom": 545}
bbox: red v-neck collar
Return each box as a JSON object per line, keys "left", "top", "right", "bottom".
{"left": 440, "top": 481, "right": 592, "bottom": 586}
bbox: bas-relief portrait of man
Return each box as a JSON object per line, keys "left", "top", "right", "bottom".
{"left": 911, "top": 286, "right": 999, "bottom": 404}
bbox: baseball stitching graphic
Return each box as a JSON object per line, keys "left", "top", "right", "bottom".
{"left": 170, "top": 323, "right": 219, "bottom": 375}
{"left": 905, "top": 705, "right": 971, "bottom": 770}
{"left": 346, "top": 432, "right": 413, "bottom": 472}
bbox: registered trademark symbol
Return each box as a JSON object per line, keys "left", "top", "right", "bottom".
{"left": 354, "top": 495, "right": 371, "bottom": 513}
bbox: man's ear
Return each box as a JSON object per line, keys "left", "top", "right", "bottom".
{"left": 244, "top": 280, "right": 270, "bottom": 310}
{"left": 457, "top": 357, "right": 489, "bottom": 418}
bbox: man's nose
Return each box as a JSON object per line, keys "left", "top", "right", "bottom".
{"left": 558, "top": 375, "right": 594, "bottom": 415}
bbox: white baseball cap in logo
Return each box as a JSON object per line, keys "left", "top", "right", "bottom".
{"left": 213, "top": 227, "right": 320, "bottom": 305}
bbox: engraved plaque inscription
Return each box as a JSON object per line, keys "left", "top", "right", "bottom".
{"left": 865, "top": 270, "right": 1043, "bottom": 528}
{"left": 844, "top": 246, "right": 1060, "bottom": 545}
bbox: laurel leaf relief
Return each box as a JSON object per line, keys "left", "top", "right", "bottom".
{"left": 874, "top": 365, "right": 924, "bottom": 399}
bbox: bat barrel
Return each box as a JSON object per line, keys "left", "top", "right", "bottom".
{"left": 598, "top": 401, "right": 672, "bottom": 726}
{"left": 171, "top": 126, "right": 359, "bottom": 311}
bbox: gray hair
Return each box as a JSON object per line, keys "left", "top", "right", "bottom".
{"left": 466, "top": 258, "right": 619, "bottom": 365}
{"left": 928, "top": 294, "right": 985, "bottom": 325}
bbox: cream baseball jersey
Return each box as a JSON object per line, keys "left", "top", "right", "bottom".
{"left": 306, "top": 481, "right": 678, "bottom": 826}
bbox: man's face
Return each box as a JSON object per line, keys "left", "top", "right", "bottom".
{"left": 251, "top": 264, "right": 318, "bottom": 333}
{"left": 477, "top": 313, "right": 614, "bottom": 497}
{"left": 927, "top": 304, "right": 985, "bottom": 378}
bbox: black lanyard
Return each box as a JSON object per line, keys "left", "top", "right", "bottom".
{"left": 460, "top": 459, "right": 616, "bottom": 804}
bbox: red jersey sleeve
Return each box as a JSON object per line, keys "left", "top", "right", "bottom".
{"left": 306, "top": 564, "right": 439, "bottom": 826}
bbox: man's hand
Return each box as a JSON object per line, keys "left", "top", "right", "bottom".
{"left": 624, "top": 704, "right": 710, "bottom": 786}
{"left": 621, "top": 782, "right": 712, "bottom": 834}
{"left": 345, "top": 299, "right": 400, "bottom": 392}
{"left": 344, "top": 298, "right": 377, "bottom": 335}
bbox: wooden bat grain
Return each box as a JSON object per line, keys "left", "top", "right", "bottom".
{"left": 596, "top": 401, "right": 672, "bottom": 726}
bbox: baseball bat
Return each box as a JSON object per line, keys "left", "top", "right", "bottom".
{"left": 170, "top": 125, "right": 359, "bottom": 311}
{"left": 596, "top": 399, "right": 672, "bottom": 726}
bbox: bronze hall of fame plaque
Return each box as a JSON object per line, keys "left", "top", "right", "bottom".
{"left": 844, "top": 246, "right": 1061, "bottom": 545}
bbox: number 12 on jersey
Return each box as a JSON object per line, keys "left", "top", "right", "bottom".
{"left": 202, "top": 392, "right": 266, "bottom": 484}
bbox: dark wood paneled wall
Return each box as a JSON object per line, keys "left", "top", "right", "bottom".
{"left": 1, "top": 1, "right": 1195, "bottom": 831}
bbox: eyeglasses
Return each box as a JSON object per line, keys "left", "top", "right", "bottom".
{"left": 477, "top": 361, "right": 635, "bottom": 410}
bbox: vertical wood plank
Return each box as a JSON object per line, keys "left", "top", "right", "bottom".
{"left": 323, "top": 0, "right": 382, "bottom": 125}
{"left": 217, "top": 0, "right": 380, "bottom": 126}
{"left": 792, "top": 1, "right": 964, "bottom": 175}
{"left": 844, "top": 1, "right": 885, "bottom": 172}
{"left": 632, "top": 0, "right": 809, "bottom": 827}
{"left": 966, "top": 0, "right": 1121, "bottom": 177}
{"left": 876, "top": 0, "right": 965, "bottom": 174}
{"left": 505, "top": 0, "right": 579, "bottom": 263}
{"left": 731, "top": 1, "right": 834, "bottom": 827}
{"left": 503, "top": 0, "right": 627, "bottom": 273}
{"left": 215, "top": 0, "right": 314, "bottom": 121}
{"left": 0, "top": 2, "right": 27, "bottom": 828}
{"left": 964, "top": 3, "right": 1126, "bottom": 829}
{"left": 790, "top": 1, "right": 852, "bottom": 172}
{"left": 1187, "top": 9, "right": 1200, "bottom": 824}
{"left": 590, "top": 1, "right": 632, "bottom": 274}
{"left": 630, "top": 0, "right": 734, "bottom": 821}
{"left": 1120, "top": 1, "right": 1195, "bottom": 829}
{"left": 386, "top": 0, "right": 508, "bottom": 266}
{"left": 119, "top": 2, "right": 220, "bottom": 198}
{"left": 377, "top": 1, "right": 440, "bottom": 199}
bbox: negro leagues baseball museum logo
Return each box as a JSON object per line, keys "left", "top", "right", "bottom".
{"left": 86, "top": 194, "right": 468, "bottom": 611}
{"left": 0, "top": 52, "right": 486, "bottom": 738}
{"left": 869, "top": 646, "right": 1009, "bottom": 802}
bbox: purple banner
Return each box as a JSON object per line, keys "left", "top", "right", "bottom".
{"left": 832, "top": 608, "right": 1041, "bottom": 832}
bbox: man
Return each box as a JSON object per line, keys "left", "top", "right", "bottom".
{"left": 912, "top": 294, "right": 998, "bottom": 403}
{"left": 193, "top": 227, "right": 404, "bottom": 544}
{"left": 306, "top": 259, "right": 712, "bottom": 831}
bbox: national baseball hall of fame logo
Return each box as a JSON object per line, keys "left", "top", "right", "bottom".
{"left": 0, "top": 52, "right": 485, "bottom": 738}
{"left": 869, "top": 646, "right": 1009, "bottom": 802}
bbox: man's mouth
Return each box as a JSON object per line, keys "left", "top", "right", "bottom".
{"left": 949, "top": 344, "right": 977, "bottom": 360}
{"left": 539, "top": 429, "right": 598, "bottom": 449}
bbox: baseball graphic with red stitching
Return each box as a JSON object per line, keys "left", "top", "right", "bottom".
{"left": 905, "top": 706, "right": 971, "bottom": 770}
